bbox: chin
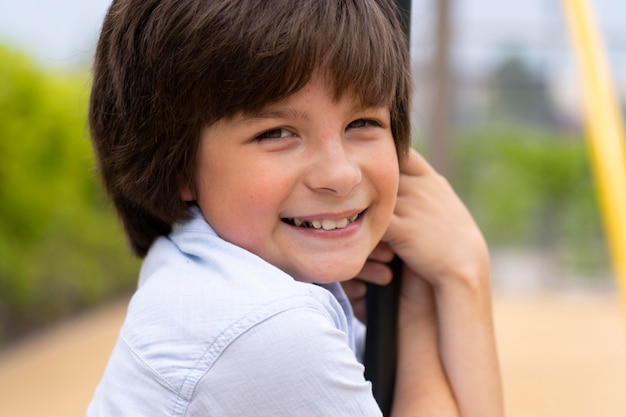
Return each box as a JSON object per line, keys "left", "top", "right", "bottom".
{"left": 290, "top": 262, "right": 365, "bottom": 284}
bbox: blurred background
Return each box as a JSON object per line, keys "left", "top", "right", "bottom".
{"left": 0, "top": 1, "right": 625, "bottom": 416}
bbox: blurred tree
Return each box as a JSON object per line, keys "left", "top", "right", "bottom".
{"left": 488, "top": 53, "right": 558, "bottom": 128}
{"left": 0, "top": 45, "right": 139, "bottom": 344}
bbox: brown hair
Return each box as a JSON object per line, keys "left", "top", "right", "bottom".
{"left": 90, "top": 0, "right": 412, "bottom": 257}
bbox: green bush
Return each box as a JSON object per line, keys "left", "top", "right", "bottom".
{"left": 451, "top": 126, "right": 609, "bottom": 274}
{"left": 0, "top": 45, "right": 139, "bottom": 344}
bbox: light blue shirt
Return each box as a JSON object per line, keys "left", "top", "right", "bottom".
{"left": 88, "top": 209, "right": 381, "bottom": 416}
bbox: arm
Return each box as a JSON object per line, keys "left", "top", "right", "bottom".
{"left": 392, "top": 270, "right": 460, "bottom": 416}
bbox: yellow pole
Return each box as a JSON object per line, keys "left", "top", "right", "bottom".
{"left": 561, "top": 0, "right": 626, "bottom": 309}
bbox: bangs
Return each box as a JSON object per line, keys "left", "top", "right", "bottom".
{"left": 202, "top": 0, "right": 408, "bottom": 119}
{"left": 324, "top": 0, "right": 407, "bottom": 108}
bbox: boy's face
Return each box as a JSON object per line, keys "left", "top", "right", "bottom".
{"left": 182, "top": 75, "right": 399, "bottom": 283}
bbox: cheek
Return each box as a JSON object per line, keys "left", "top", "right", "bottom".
{"left": 204, "top": 168, "right": 288, "bottom": 241}
{"left": 370, "top": 146, "right": 400, "bottom": 201}
{"left": 371, "top": 149, "right": 400, "bottom": 235}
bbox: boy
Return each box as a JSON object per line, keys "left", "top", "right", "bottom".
{"left": 88, "top": 0, "right": 503, "bottom": 415}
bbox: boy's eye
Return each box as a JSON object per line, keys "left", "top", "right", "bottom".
{"left": 255, "top": 128, "right": 293, "bottom": 140}
{"left": 347, "top": 119, "right": 380, "bottom": 129}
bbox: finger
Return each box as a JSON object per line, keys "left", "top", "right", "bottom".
{"left": 342, "top": 278, "right": 367, "bottom": 299}
{"left": 399, "top": 148, "right": 438, "bottom": 177}
{"left": 368, "top": 242, "right": 395, "bottom": 263}
{"left": 352, "top": 300, "right": 367, "bottom": 323}
{"left": 356, "top": 261, "right": 392, "bottom": 286}
{"left": 340, "top": 279, "right": 368, "bottom": 323}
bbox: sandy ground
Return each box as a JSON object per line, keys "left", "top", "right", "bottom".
{"left": 1, "top": 293, "right": 626, "bottom": 417}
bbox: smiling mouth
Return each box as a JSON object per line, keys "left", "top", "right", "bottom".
{"left": 282, "top": 213, "right": 360, "bottom": 231}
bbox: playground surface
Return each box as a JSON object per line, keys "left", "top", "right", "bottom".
{"left": 1, "top": 292, "right": 626, "bottom": 417}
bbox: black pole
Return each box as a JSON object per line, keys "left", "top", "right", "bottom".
{"left": 364, "top": 1, "right": 411, "bottom": 416}
{"left": 394, "top": 0, "right": 412, "bottom": 38}
{"left": 364, "top": 257, "right": 402, "bottom": 415}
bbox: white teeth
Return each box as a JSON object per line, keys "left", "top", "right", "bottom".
{"left": 336, "top": 218, "right": 349, "bottom": 228}
{"left": 287, "top": 214, "right": 359, "bottom": 230}
{"left": 322, "top": 219, "right": 336, "bottom": 230}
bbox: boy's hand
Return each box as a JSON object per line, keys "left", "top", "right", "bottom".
{"left": 384, "top": 149, "right": 490, "bottom": 304}
{"left": 345, "top": 147, "right": 488, "bottom": 319}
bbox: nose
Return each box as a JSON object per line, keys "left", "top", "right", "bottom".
{"left": 304, "top": 139, "right": 362, "bottom": 196}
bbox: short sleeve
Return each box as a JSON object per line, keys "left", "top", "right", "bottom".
{"left": 185, "top": 307, "right": 383, "bottom": 416}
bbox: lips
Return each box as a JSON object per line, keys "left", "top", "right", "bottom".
{"left": 283, "top": 213, "right": 359, "bottom": 230}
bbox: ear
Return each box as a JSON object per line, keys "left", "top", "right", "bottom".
{"left": 180, "top": 185, "right": 195, "bottom": 202}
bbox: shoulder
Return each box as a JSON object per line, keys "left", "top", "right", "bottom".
{"left": 186, "top": 306, "right": 382, "bottom": 416}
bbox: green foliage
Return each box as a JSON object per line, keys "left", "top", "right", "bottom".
{"left": 451, "top": 126, "right": 609, "bottom": 273}
{"left": 0, "top": 45, "right": 139, "bottom": 344}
